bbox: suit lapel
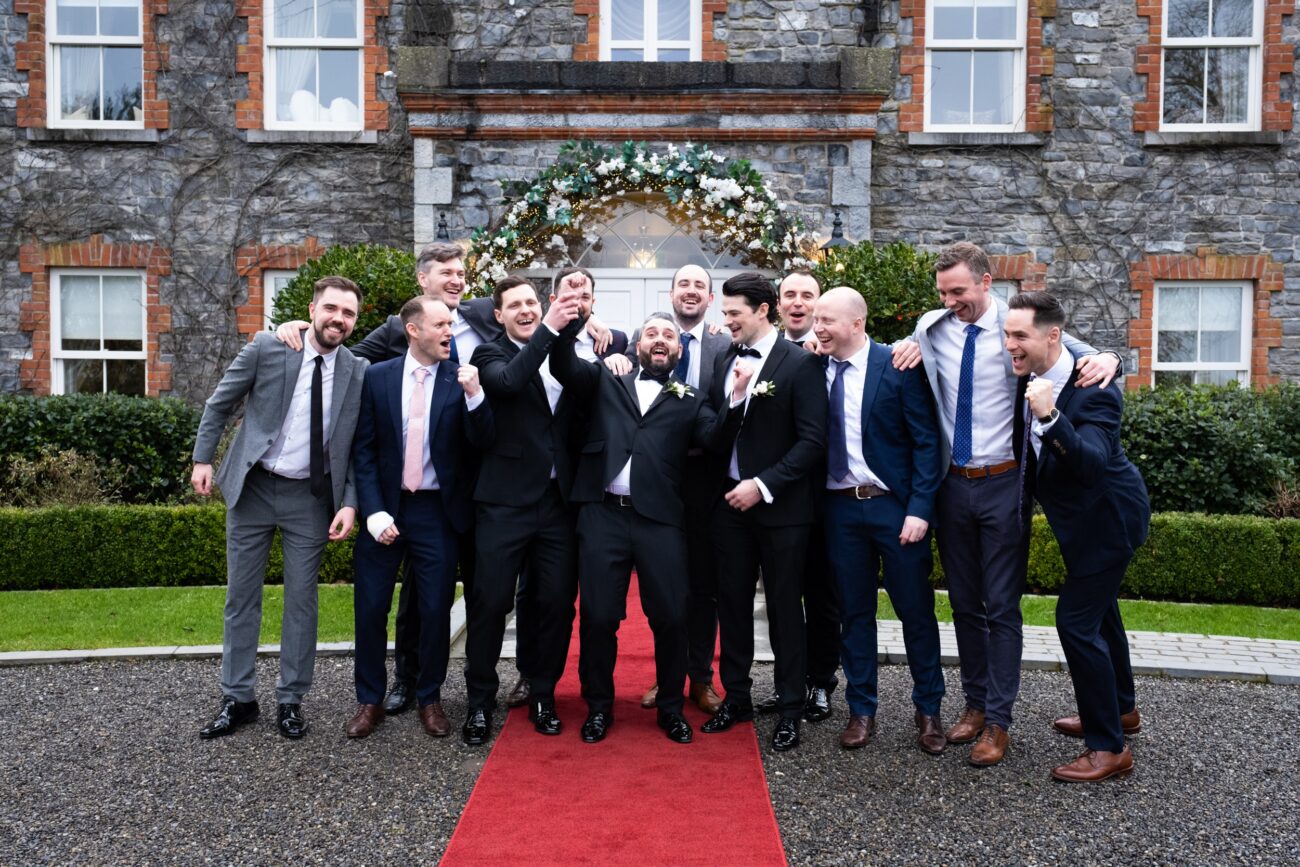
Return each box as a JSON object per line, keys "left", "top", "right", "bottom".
{"left": 642, "top": 376, "right": 681, "bottom": 418}
{"left": 281, "top": 335, "right": 306, "bottom": 421}
{"left": 385, "top": 357, "right": 405, "bottom": 441}
{"left": 328, "top": 350, "right": 353, "bottom": 435}
{"left": 502, "top": 335, "right": 550, "bottom": 407}
{"left": 860, "top": 341, "right": 887, "bottom": 432}
{"left": 617, "top": 371, "right": 642, "bottom": 415}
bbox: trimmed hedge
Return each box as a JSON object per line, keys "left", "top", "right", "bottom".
{"left": 1, "top": 506, "right": 1296, "bottom": 607}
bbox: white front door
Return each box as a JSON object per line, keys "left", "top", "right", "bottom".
{"left": 588, "top": 268, "right": 749, "bottom": 334}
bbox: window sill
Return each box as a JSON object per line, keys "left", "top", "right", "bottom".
{"left": 907, "top": 132, "right": 1045, "bottom": 147}
{"left": 27, "top": 128, "right": 160, "bottom": 143}
{"left": 1143, "top": 131, "right": 1284, "bottom": 147}
{"left": 247, "top": 129, "right": 379, "bottom": 145}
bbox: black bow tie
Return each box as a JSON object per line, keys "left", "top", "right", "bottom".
{"left": 638, "top": 370, "right": 670, "bottom": 384}
{"left": 733, "top": 345, "right": 761, "bottom": 359}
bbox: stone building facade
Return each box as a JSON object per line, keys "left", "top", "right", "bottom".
{"left": 2, "top": 0, "right": 1297, "bottom": 402}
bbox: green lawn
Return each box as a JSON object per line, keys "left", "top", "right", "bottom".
{"left": 0, "top": 585, "right": 1296, "bottom": 652}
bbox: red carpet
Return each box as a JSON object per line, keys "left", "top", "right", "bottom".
{"left": 441, "top": 576, "right": 786, "bottom": 866}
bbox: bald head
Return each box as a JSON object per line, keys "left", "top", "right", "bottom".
{"left": 669, "top": 264, "right": 713, "bottom": 329}
{"left": 813, "top": 287, "right": 868, "bottom": 360}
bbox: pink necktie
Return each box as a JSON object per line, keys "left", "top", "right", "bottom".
{"left": 403, "top": 367, "right": 429, "bottom": 492}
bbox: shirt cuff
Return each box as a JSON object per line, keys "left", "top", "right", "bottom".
{"left": 754, "top": 478, "right": 774, "bottom": 504}
{"left": 366, "top": 511, "right": 395, "bottom": 542}
{"left": 1032, "top": 415, "right": 1058, "bottom": 436}
{"left": 544, "top": 322, "right": 559, "bottom": 336}
{"left": 464, "top": 390, "right": 485, "bottom": 411}
{"left": 729, "top": 395, "right": 746, "bottom": 409}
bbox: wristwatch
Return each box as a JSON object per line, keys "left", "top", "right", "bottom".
{"left": 1038, "top": 407, "right": 1059, "bottom": 425}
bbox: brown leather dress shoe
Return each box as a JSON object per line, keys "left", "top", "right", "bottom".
{"left": 420, "top": 702, "right": 451, "bottom": 737}
{"left": 1050, "top": 747, "right": 1133, "bottom": 782}
{"left": 506, "top": 676, "right": 531, "bottom": 709}
{"left": 969, "top": 724, "right": 1009, "bottom": 766}
{"left": 839, "top": 714, "right": 875, "bottom": 749}
{"left": 1053, "top": 708, "right": 1142, "bottom": 738}
{"left": 640, "top": 684, "right": 659, "bottom": 709}
{"left": 915, "top": 711, "right": 946, "bottom": 755}
{"left": 689, "top": 682, "right": 723, "bottom": 715}
{"left": 345, "top": 703, "right": 384, "bottom": 739}
{"left": 946, "top": 707, "right": 985, "bottom": 744}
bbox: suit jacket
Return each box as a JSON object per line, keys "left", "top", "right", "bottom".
{"left": 1021, "top": 369, "right": 1150, "bottom": 576}
{"left": 351, "top": 296, "right": 501, "bottom": 363}
{"left": 470, "top": 325, "right": 580, "bottom": 506}
{"left": 837, "top": 340, "right": 944, "bottom": 523}
{"left": 193, "top": 331, "right": 367, "bottom": 510}
{"left": 912, "top": 297, "right": 1110, "bottom": 467}
{"left": 351, "top": 356, "right": 494, "bottom": 535}
{"left": 625, "top": 324, "right": 730, "bottom": 394}
{"left": 708, "top": 334, "right": 828, "bottom": 527}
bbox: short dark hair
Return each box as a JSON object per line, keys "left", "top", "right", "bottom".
{"left": 934, "top": 242, "right": 991, "bottom": 280}
{"left": 399, "top": 295, "right": 436, "bottom": 327}
{"left": 721, "top": 272, "right": 778, "bottom": 323}
{"left": 779, "top": 269, "right": 822, "bottom": 293}
{"left": 416, "top": 242, "right": 465, "bottom": 274}
{"left": 313, "top": 275, "right": 363, "bottom": 305}
{"left": 1008, "top": 290, "right": 1066, "bottom": 329}
{"left": 554, "top": 265, "right": 596, "bottom": 292}
{"left": 492, "top": 275, "right": 537, "bottom": 309}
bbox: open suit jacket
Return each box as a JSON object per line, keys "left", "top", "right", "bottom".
{"left": 351, "top": 296, "right": 502, "bottom": 363}
{"left": 193, "top": 330, "right": 367, "bottom": 510}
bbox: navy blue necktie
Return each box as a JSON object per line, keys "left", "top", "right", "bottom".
{"left": 449, "top": 329, "right": 460, "bottom": 363}
{"left": 951, "top": 324, "right": 980, "bottom": 467}
{"left": 827, "top": 359, "right": 851, "bottom": 482}
{"left": 675, "top": 332, "right": 693, "bottom": 383}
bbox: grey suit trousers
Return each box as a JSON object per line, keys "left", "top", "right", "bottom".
{"left": 221, "top": 467, "right": 332, "bottom": 705}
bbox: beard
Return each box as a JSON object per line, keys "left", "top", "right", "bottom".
{"left": 637, "top": 343, "right": 679, "bottom": 377}
{"left": 312, "top": 321, "right": 346, "bottom": 349}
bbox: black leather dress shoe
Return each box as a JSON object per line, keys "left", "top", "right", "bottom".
{"left": 462, "top": 709, "right": 490, "bottom": 746}
{"left": 657, "top": 711, "right": 693, "bottom": 744}
{"left": 755, "top": 691, "right": 781, "bottom": 714}
{"left": 803, "top": 686, "right": 832, "bottom": 723}
{"left": 701, "top": 703, "right": 754, "bottom": 734}
{"left": 506, "top": 676, "right": 531, "bottom": 709}
{"left": 581, "top": 712, "right": 612, "bottom": 743}
{"left": 772, "top": 717, "right": 801, "bottom": 752}
{"left": 199, "top": 696, "right": 259, "bottom": 739}
{"left": 529, "top": 699, "right": 562, "bottom": 736}
{"left": 383, "top": 680, "right": 415, "bottom": 715}
{"left": 277, "top": 703, "right": 307, "bottom": 739}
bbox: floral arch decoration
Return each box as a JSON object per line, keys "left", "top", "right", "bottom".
{"left": 467, "top": 140, "right": 815, "bottom": 293}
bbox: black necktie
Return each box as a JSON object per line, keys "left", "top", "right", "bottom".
{"left": 1017, "top": 374, "right": 1034, "bottom": 531}
{"left": 638, "top": 369, "right": 670, "bottom": 385}
{"left": 310, "top": 355, "right": 325, "bottom": 499}
{"left": 733, "top": 345, "right": 761, "bottom": 359}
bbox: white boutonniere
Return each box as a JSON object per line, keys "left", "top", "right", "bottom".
{"left": 753, "top": 381, "right": 776, "bottom": 397}
{"left": 664, "top": 381, "right": 692, "bottom": 399}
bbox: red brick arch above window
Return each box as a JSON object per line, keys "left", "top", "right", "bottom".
{"left": 234, "top": 238, "right": 328, "bottom": 340}
{"left": 989, "top": 253, "right": 1048, "bottom": 291}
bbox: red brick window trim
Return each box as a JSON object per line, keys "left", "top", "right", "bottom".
{"left": 574, "top": 0, "right": 726, "bottom": 61}
{"left": 235, "top": 0, "right": 389, "bottom": 131}
{"left": 15, "top": 0, "right": 169, "bottom": 130}
{"left": 18, "top": 235, "right": 172, "bottom": 396}
{"left": 990, "top": 253, "right": 1048, "bottom": 291}
{"left": 899, "top": 0, "right": 1055, "bottom": 134}
{"left": 1127, "top": 248, "right": 1283, "bottom": 389}
{"left": 1135, "top": 0, "right": 1294, "bottom": 132}
{"left": 235, "top": 238, "right": 327, "bottom": 340}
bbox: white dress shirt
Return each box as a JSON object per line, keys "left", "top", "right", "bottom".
{"left": 452, "top": 308, "right": 484, "bottom": 361}
{"left": 825, "top": 343, "right": 889, "bottom": 491}
{"left": 520, "top": 328, "right": 564, "bottom": 414}
{"left": 726, "top": 327, "right": 780, "bottom": 502}
{"left": 1028, "top": 349, "right": 1073, "bottom": 458}
{"left": 262, "top": 338, "right": 336, "bottom": 477}
{"left": 677, "top": 320, "right": 706, "bottom": 389}
{"left": 605, "top": 375, "right": 664, "bottom": 496}
{"left": 573, "top": 328, "right": 600, "bottom": 363}
{"left": 931, "top": 303, "right": 1015, "bottom": 465}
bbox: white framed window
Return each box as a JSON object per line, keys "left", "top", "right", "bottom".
{"left": 1153, "top": 281, "right": 1252, "bottom": 386}
{"left": 600, "top": 0, "right": 701, "bottom": 61}
{"left": 264, "top": 0, "right": 363, "bottom": 130}
{"left": 991, "top": 280, "right": 1016, "bottom": 304}
{"left": 1161, "top": 0, "right": 1262, "bottom": 130}
{"left": 264, "top": 269, "right": 298, "bottom": 328}
{"left": 47, "top": 0, "right": 144, "bottom": 128}
{"left": 50, "top": 270, "right": 147, "bottom": 395}
{"left": 925, "top": 0, "right": 1026, "bottom": 131}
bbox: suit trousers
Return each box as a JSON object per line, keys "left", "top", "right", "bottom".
{"left": 711, "top": 498, "right": 810, "bottom": 718}
{"left": 464, "top": 484, "right": 577, "bottom": 711}
{"left": 824, "top": 494, "right": 944, "bottom": 718}
{"left": 683, "top": 455, "right": 720, "bottom": 686}
{"left": 576, "top": 500, "right": 690, "bottom": 714}
{"left": 352, "top": 491, "right": 458, "bottom": 706}
{"left": 1056, "top": 561, "right": 1137, "bottom": 753}
{"left": 935, "top": 470, "right": 1028, "bottom": 729}
{"left": 801, "top": 520, "right": 841, "bottom": 690}
{"left": 222, "top": 467, "right": 331, "bottom": 704}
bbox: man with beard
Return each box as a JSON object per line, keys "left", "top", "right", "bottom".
{"left": 194, "top": 277, "right": 368, "bottom": 740}
{"left": 552, "top": 312, "right": 744, "bottom": 743}
{"left": 551, "top": 266, "right": 629, "bottom": 361}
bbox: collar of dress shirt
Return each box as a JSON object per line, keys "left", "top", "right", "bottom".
{"left": 745, "top": 326, "right": 780, "bottom": 359}
{"left": 833, "top": 341, "right": 871, "bottom": 372}
{"left": 402, "top": 349, "right": 438, "bottom": 380}
{"left": 303, "top": 334, "right": 337, "bottom": 369}
{"left": 1038, "top": 344, "right": 1075, "bottom": 391}
{"left": 680, "top": 320, "right": 706, "bottom": 342}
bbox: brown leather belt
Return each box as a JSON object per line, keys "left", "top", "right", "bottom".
{"left": 949, "top": 460, "right": 1018, "bottom": 479}
{"left": 828, "top": 484, "right": 889, "bottom": 499}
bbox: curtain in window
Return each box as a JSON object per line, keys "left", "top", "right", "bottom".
{"left": 277, "top": 49, "right": 318, "bottom": 123}
{"left": 612, "top": 0, "right": 645, "bottom": 40}
{"left": 59, "top": 46, "right": 100, "bottom": 120}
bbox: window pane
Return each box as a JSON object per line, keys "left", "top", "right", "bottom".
{"left": 933, "top": 0, "right": 975, "bottom": 39}
{"left": 107, "top": 360, "right": 146, "bottom": 395}
{"left": 1154, "top": 370, "right": 1196, "bottom": 387}
{"left": 610, "top": 48, "right": 644, "bottom": 61}
{"left": 1205, "top": 47, "right": 1250, "bottom": 124}
{"left": 659, "top": 48, "right": 690, "bottom": 61}
{"left": 972, "top": 50, "right": 1015, "bottom": 124}
{"left": 59, "top": 47, "right": 101, "bottom": 121}
{"left": 102, "top": 276, "right": 143, "bottom": 350}
{"left": 1197, "top": 369, "right": 1246, "bottom": 386}
{"left": 1211, "top": 0, "right": 1254, "bottom": 38}
{"left": 976, "top": 0, "right": 1018, "bottom": 39}
{"left": 1163, "top": 48, "right": 1206, "bottom": 125}
{"left": 100, "top": 0, "right": 141, "bottom": 38}
{"left": 611, "top": 0, "right": 645, "bottom": 40}
{"left": 1157, "top": 286, "right": 1198, "bottom": 363}
{"left": 276, "top": 49, "right": 318, "bottom": 122}
{"left": 102, "top": 47, "right": 142, "bottom": 121}
{"left": 930, "top": 51, "right": 972, "bottom": 125}
{"left": 63, "top": 359, "right": 104, "bottom": 394}
{"left": 658, "top": 0, "right": 691, "bottom": 41}
{"left": 319, "top": 0, "right": 357, "bottom": 38}
{"left": 61, "top": 276, "right": 102, "bottom": 350}
{"left": 1199, "top": 286, "right": 1242, "bottom": 362}
{"left": 56, "top": 0, "right": 97, "bottom": 36}
{"left": 274, "top": 0, "right": 314, "bottom": 38}
{"left": 319, "top": 50, "right": 360, "bottom": 124}
{"left": 1168, "top": 0, "right": 1209, "bottom": 38}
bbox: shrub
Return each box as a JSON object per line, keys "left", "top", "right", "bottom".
{"left": 270, "top": 243, "right": 419, "bottom": 345}
{"left": 0, "top": 447, "right": 124, "bottom": 507}
{"left": 810, "top": 240, "right": 939, "bottom": 344}
{"left": 0, "top": 394, "right": 201, "bottom": 505}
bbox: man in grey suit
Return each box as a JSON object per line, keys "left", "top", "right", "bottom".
{"left": 193, "top": 277, "right": 368, "bottom": 740}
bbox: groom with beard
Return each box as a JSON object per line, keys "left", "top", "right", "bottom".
{"left": 551, "top": 312, "right": 745, "bottom": 744}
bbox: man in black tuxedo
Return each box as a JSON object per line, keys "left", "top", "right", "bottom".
{"left": 1004, "top": 291, "right": 1150, "bottom": 782}
{"left": 551, "top": 266, "right": 629, "bottom": 361}
{"left": 700, "top": 273, "right": 829, "bottom": 752}
{"left": 551, "top": 312, "right": 743, "bottom": 744}
{"left": 460, "top": 277, "right": 584, "bottom": 745}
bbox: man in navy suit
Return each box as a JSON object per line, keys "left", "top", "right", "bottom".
{"left": 345, "top": 296, "right": 494, "bottom": 740}
{"left": 812, "top": 288, "right": 947, "bottom": 753}
{"left": 1004, "top": 291, "right": 1150, "bottom": 782}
